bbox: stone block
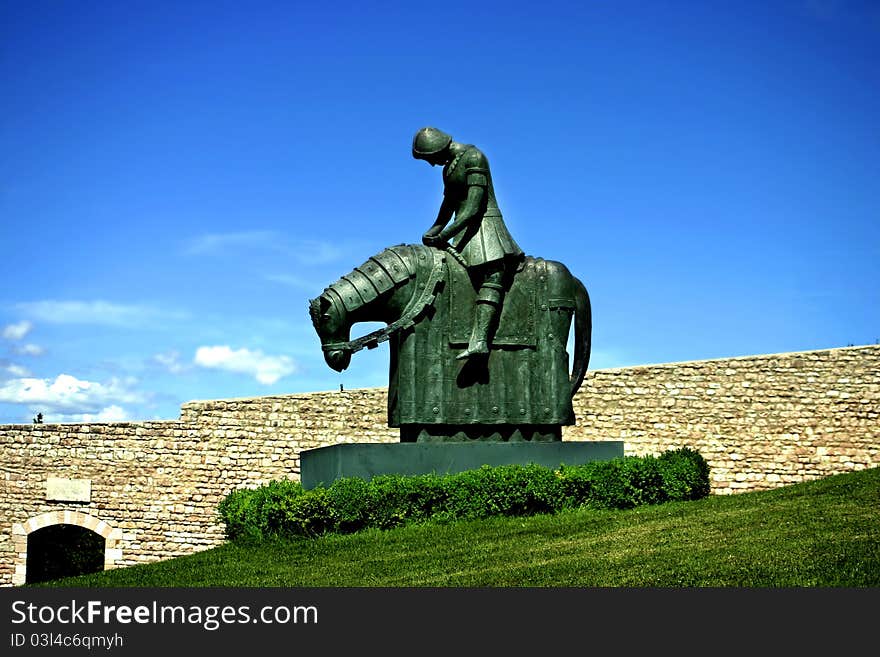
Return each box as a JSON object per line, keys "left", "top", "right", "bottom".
{"left": 46, "top": 477, "right": 91, "bottom": 502}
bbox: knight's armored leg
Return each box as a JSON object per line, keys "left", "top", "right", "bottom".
{"left": 457, "top": 268, "right": 505, "bottom": 360}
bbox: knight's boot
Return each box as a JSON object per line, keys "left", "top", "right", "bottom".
{"left": 457, "top": 300, "right": 498, "bottom": 360}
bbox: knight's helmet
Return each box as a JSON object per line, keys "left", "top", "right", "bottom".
{"left": 412, "top": 127, "right": 452, "bottom": 160}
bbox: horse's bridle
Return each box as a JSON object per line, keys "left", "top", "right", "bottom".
{"left": 321, "top": 248, "right": 448, "bottom": 356}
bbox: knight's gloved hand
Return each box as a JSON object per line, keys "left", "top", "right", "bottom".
{"left": 422, "top": 232, "right": 442, "bottom": 247}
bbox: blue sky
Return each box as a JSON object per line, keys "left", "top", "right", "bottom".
{"left": 1, "top": 0, "right": 878, "bottom": 423}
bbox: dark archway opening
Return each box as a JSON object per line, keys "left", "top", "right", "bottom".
{"left": 26, "top": 524, "right": 105, "bottom": 584}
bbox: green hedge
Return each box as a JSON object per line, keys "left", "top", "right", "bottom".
{"left": 217, "top": 447, "right": 711, "bottom": 541}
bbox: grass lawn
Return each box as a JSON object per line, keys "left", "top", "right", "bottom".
{"left": 36, "top": 466, "right": 880, "bottom": 588}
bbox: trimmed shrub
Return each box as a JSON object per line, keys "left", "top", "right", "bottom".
{"left": 217, "top": 448, "right": 711, "bottom": 541}
{"left": 658, "top": 447, "right": 712, "bottom": 501}
{"left": 441, "top": 464, "right": 564, "bottom": 519}
{"left": 573, "top": 458, "right": 650, "bottom": 510}
{"left": 384, "top": 472, "right": 449, "bottom": 523}
{"left": 327, "top": 476, "right": 372, "bottom": 533}
{"left": 364, "top": 474, "right": 421, "bottom": 529}
{"left": 275, "top": 487, "right": 335, "bottom": 537}
{"left": 217, "top": 479, "right": 306, "bottom": 541}
{"left": 554, "top": 464, "right": 595, "bottom": 510}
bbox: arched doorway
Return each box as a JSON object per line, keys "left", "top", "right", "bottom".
{"left": 26, "top": 524, "right": 106, "bottom": 584}
{"left": 12, "top": 511, "right": 122, "bottom": 586}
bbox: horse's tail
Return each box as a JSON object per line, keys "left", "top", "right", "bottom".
{"left": 570, "top": 274, "right": 592, "bottom": 399}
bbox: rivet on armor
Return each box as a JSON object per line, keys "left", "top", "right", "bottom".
{"left": 492, "top": 406, "right": 499, "bottom": 413}
{"left": 432, "top": 406, "right": 439, "bottom": 414}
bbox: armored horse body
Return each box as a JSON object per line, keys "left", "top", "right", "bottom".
{"left": 309, "top": 243, "right": 591, "bottom": 442}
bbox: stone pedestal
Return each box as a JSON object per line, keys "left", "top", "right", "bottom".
{"left": 300, "top": 440, "right": 624, "bottom": 489}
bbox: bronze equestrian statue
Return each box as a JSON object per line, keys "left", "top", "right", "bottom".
{"left": 309, "top": 128, "right": 591, "bottom": 442}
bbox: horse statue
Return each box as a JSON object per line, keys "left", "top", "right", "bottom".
{"left": 309, "top": 243, "right": 591, "bottom": 442}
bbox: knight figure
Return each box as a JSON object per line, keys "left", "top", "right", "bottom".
{"left": 412, "top": 126, "right": 524, "bottom": 360}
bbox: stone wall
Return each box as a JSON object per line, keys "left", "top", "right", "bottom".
{"left": 0, "top": 391, "right": 400, "bottom": 586}
{"left": 568, "top": 345, "right": 879, "bottom": 492}
{"left": 2, "top": 421, "right": 219, "bottom": 586}
{"left": 1, "top": 344, "right": 878, "bottom": 586}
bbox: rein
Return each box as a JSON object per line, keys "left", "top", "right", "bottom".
{"left": 322, "top": 248, "right": 447, "bottom": 355}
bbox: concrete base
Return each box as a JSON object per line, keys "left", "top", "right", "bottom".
{"left": 300, "top": 441, "right": 625, "bottom": 489}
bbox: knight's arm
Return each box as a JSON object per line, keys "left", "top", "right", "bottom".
{"left": 426, "top": 195, "right": 455, "bottom": 233}
{"left": 438, "top": 168, "right": 488, "bottom": 241}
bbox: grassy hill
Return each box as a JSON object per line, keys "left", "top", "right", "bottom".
{"left": 36, "top": 467, "right": 880, "bottom": 587}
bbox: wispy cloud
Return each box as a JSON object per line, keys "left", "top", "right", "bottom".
{"left": 3, "top": 363, "right": 30, "bottom": 378}
{"left": 184, "top": 230, "right": 349, "bottom": 266}
{"left": 264, "top": 273, "right": 324, "bottom": 293}
{"left": 13, "top": 344, "right": 45, "bottom": 357}
{"left": 193, "top": 345, "right": 297, "bottom": 384}
{"left": 15, "top": 300, "right": 189, "bottom": 327}
{"left": 183, "top": 230, "right": 283, "bottom": 255}
{"left": 57, "top": 405, "right": 131, "bottom": 423}
{"left": 21, "top": 405, "right": 133, "bottom": 423}
{"left": 0, "top": 374, "right": 145, "bottom": 415}
{"left": 152, "top": 350, "right": 189, "bottom": 375}
{"left": 294, "top": 239, "right": 345, "bottom": 266}
{"left": 2, "top": 320, "right": 32, "bottom": 340}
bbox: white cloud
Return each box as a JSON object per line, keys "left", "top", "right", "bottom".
{"left": 0, "top": 374, "right": 145, "bottom": 412}
{"left": 264, "top": 273, "right": 323, "bottom": 292}
{"left": 295, "top": 239, "right": 345, "bottom": 265}
{"left": 2, "top": 320, "right": 32, "bottom": 340}
{"left": 4, "top": 364, "right": 29, "bottom": 377}
{"left": 184, "top": 231, "right": 347, "bottom": 265}
{"left": 184, "top": 231, "right": 282, "bottom": 255}
{"left": 57, "top": 405, "right": 131, "bottom": 423}
{"left": 15, "top": 301, "right": 188, "bottom": 327}
{"left": 194, "top": 345, "right": 297, "bottom": 384}
{"left": 153, "top": 350, "right": 188, "bottom": 374}
{"left": 14, "top": 343, "right": 45, "bottom": 356}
